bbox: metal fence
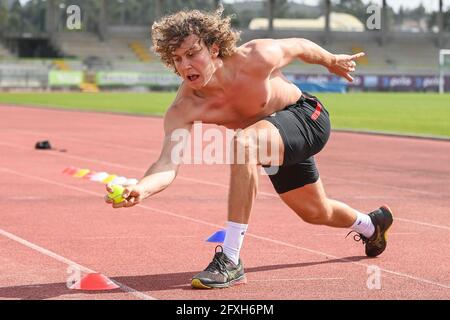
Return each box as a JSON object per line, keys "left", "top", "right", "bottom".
{"left": 0, "top": 67, "right": 48, "bottom": 88}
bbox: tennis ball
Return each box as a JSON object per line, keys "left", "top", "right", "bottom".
{"left": 108, "top": 185, "right": 125, "bottom": 204}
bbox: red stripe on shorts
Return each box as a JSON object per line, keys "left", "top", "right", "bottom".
{"left": 310, "top": 102, "right": 322, "bottom": 120}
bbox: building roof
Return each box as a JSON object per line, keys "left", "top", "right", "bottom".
{"left": 249, "top": 12, "right": 365, "bottom": 32}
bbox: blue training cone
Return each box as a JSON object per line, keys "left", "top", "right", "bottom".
{"left": 206, "top": 229, "right": 226, "bottom": 243}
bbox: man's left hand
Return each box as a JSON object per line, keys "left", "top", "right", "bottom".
{"left": 328, "top": 52, "right": 365, "bottom": 82}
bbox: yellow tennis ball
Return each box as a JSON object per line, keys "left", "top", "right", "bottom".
{"left": 108, "top": 185, "right": 125, "bottom": 204}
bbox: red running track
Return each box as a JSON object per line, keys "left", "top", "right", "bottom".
{"left": 0, "top": 105, "right": 449, "bottom": 300}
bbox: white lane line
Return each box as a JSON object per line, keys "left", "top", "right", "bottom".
{"left": 393, "top": 218, "right": 450, "bottom": 231}
{"left": 0, "top": 228, "right": 94, "bottom": 274}
{"left": 0, "top": 181, "right": 156, "bottom": 300}
{"left": 250, "top": 277, "right": 344, "bottom": 282}
{"left": 6, "top": 129, "right": 449, "bottom": 197}
{"left": 0, "top": 228, "right": 156, "bottom": 300}
{"left": 1, "top": 167, "right": 449, "bottom": 291}
{"left": 8, "top": 129, "right": 160, "bottom": 155}
{"left": 313, "top": 232, "right": 420, "bottom": 236}
{"left": 81, "top": 235, "right": 198, "bottom": 240}
{"left": 5, "top": 196, "right": 46, "bottom": 201}
{"left": 343, "top": 196, "right": 401, "bottom": 200}
{"left": 246, "top": 233, "right": 450, "bottom": 290}
{"left": 0, "top": 141, "right": 449, "bottom": 231}
{"left": 326, "top": 177, "right": 439, "bottom": 196}
{"left": 321, "top": 158, "right": 450, "bottom": 178}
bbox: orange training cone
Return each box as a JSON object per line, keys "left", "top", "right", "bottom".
{"left": 62, "top": 167, "right": 78, "bottom": 175}
{"left": 69, "top": 273, "right": 120, "bottom": 291}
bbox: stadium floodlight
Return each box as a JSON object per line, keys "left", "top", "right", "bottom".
{"left": 439, "top": 49, "right": 450, "bottom": 94}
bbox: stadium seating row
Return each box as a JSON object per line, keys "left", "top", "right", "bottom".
{"left": 1, "top": 28, "right": 449, "bottom": 78}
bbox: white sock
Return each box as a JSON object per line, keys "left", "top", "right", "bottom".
{"left": 223, "top": 221, "right": 248, "bottom": 265}
{"left": 351, "top": 211, "right": 375, "bottom": 238}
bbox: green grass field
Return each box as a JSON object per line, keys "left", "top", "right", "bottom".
{"left": 1, "top": 92, "right": 449, "bottom": 138}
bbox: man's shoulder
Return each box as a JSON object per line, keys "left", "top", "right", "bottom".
{"left": 170, "top": 83, "right": 195, "bottom": 108}
{"left": 236, "top": 39, "right": 279, "bottom": 71}
{"left": 240, "top": 38, "right": 275, "bottom": 49}
{"left": 165, "top": 89, "right": 197, "bottom": 124}
{"left": 164, "top": 101, "right": 194, "bottom": 132}
{"left": 167, "top": 96, "right": 194, "bottom": 117}
{"left": 239, "top": 38, "right": 277, "bottom": 55}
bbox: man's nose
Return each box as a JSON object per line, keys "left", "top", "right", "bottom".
{"left": 180, "top": 59, "right": 192, "bottom": 71}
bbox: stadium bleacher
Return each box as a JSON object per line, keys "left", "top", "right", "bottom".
{"left": 46, "top": 28, "right": 444, "bottom": 76}
{"left": 55, "top": 32, "right": 132, "bottom": 61}
{"left": 54, "top": 26, "right": 154, "bottom": 63}
{"left": 242, "top": 30, "right": 443, "bottom": 75}
{"left": 1, "top": 26, "right": 448, "bottom": 91}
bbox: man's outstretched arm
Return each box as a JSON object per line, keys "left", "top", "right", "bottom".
{"left": 254, "top": 38, "right": 365, "bottom": 82}
{"left": 105, "top": 104, "right": 192, "bottom": 208}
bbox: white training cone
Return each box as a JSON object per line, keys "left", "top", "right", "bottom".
{"left": 90, "top": 172, "right": 109, "bottom": 182}
{"left": 111, "top": 176, "right": 127, "bottom": 185}
{"left": 123, "top": 178, "right": 138, "bottom": 186}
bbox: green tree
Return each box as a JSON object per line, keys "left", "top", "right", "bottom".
{"left": 333, "top": 0, "right": 371, "bottom": 21}
{"left": 409, "top": 3, "right": 426, "bottom": 20}
{"left": 266, "top": 0, "right": 289, "bottom": 19}
{"left": 6, "top": 0, "right": 23, "bottom": 32}
{"left": 164, "top": 0, "right": 214, "bottom": 15}
{"left": 225, "top": 6, "right": 252, "bottom": 28}
{"left": 428, "top": 9, "right": 450, "bottom": 32}
{"left": 395, "top": 5, "right": 405, "bottom": 26}
{"left": 21, "top": 0, "right": 46, "bottom": 32}
{"left": 0, "top": 1, "right": 8, "bottom": 33}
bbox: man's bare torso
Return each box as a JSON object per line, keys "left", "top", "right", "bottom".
{"left": 175, "top": 40, "right": 303, "bottom": 129}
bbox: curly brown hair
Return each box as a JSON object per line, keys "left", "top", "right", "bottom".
{"left": 151, "top": 6, "right": 240, "bottom": 73}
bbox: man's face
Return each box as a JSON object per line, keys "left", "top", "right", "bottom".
{"left": 172, "top": 35, "right": 218, "bottom": 89}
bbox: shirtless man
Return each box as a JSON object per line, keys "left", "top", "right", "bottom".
{"left": 105, "top": 7, "right": 393, "bottom": 289}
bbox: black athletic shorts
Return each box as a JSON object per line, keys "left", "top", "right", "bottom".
{"left": 263, "top": 92, "right": 331, "bottom": 194}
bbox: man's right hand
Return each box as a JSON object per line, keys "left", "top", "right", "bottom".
{"left": 104, "top": 183, "right": 143, "bottom": 209}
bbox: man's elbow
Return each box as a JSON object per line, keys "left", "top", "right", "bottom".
{"left": 159, "top": 159, "right": 180, "bottom": 179}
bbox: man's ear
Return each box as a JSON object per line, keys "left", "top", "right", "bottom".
{"left": 210, "top": 44, "right": 219, "bottom": 58}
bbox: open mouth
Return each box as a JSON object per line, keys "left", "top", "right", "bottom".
{"left": 187, "top": 75, "right": 200, "bottom": 82}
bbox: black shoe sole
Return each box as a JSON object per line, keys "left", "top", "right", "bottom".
{"left": 191, "top": 274, "right": 247, "bottom": 289}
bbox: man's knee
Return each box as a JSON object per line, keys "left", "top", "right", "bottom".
{"left": 232, "top": 130, "right": 259, "bottom": 164}
{"left": 231, "top": 125, "right": 282, "bottom": 166}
